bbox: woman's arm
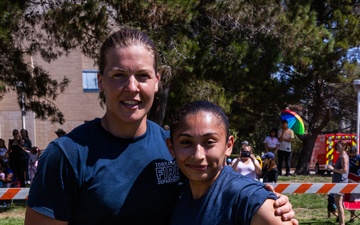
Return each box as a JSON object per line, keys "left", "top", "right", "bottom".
{"left": 251, "top": 199, "right": 294, "bottom": 225}
{"left": 250, "top": 154, "right": 262, "bottom": 174}
{"left": 25, "top": 207, "right": 68, "bottom": 225}
{"left": 232, "top": 155, "right": 241, "bottom": 171}
{"left": 264, "top": 185, "right": 297, "bottom": 223}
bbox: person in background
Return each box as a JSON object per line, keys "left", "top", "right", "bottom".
{"left": 327, "top": 194, "right": 338, "bottom": 219}
{"left": 261, "top": 152, "right": 279, "bottom": 183}
{"left": 167, "top": 100, "right": 294, "bottom": 225}
{"left": 226, "top": 158, "right": 233, "bottom": 166}
{"left": 348, "top": 146, "right": 360, "bottom": 176}
{"left": 241, "top": 140, "right": 249, "bottom": 147}
{"left": 328, "top": 141, "right": 349, "bottom": 225}
{"left": 0, "top": 158, "right": 14, "bottom": 188}
{"left": 0, "top": 158, "right": 15, "bottom": 208}
{"left": 8, "top": 129, "right": 27, "bottom": 187}
{"left": 232, "top": 144, "right": 262, "bottom": 179}
{"left": 277, "top": 120, "right": 294, "bottom": 176}
{"left": 20, "top": 129, "right": 32, "bottom": 150}
{"left": 0, "top": 138, "right": 9, "bottom": 164}
{"left": 264, "top": 128, "right": 280, "bottom": 153}
{"left": 28, "top": 147, "right": 40, "bottom": 184}
{"left": 54, "top": 128, "right": 66, "bottom": 138}
{"left": 21, "top": 129, "right": 32, "bottom": 185}
{"left": 25, "top": 27, "right": 296, "bottom": 225}
{"left": 346, "top": 146, "right": 360, "bottom": 223}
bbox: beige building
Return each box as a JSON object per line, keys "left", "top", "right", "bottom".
{"left": 0, "top": 50, "right": 105, "bottom": 149}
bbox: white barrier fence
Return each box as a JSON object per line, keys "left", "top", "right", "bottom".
{"left": 2, "top": 183, "right": 360, "bottom": 200}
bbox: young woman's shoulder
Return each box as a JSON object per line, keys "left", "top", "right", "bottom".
{"left": 220, "top": 166, "right": 266, "bottom": 193}
{"left": 147, "top": 120, "right": 170, "bottom": 139}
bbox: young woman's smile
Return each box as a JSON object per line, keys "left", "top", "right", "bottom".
{"left": 168, "top": 112, "right": 233, "bottom": 189}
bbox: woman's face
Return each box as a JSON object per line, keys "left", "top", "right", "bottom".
{"left": 98, "top": 45, "right": 159, "bottom": 125}
{"left": 336, "top": 142, "right": 346, "bottom": 152}
{"left": 167, "top": 111, "right": 234, "bottom": 189}
{"left": 20, "top": 129, "right": 26, "bottom": 137}
{"left": 12, "top": 130, "right": 20, "bottom": 138}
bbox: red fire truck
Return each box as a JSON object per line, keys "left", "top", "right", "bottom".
{"left": 309, "top": 133, "right": 357, "bottom": 174}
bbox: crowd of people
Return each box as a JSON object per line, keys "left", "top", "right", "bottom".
{"left": 227, "top": 127, "right": 360, "bottom": 225}
{"left": 0, "top": 128, "right": 65, "bottom": 188}
{"left": 228, "top": 143, "right": 279, "bottom": 183}
{"left": 228, "top": 122, "right": 294, "bottom": 184}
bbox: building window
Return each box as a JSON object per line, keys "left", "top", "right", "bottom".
{"left": 82, "top": 70, "right": 99, "bottom": 92}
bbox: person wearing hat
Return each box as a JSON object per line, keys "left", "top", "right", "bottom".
{"left": 55, "top": 128, "right": 66, "bottom": 138}
{"left": 261, "top": 152, "right": 279, "bottom": 183}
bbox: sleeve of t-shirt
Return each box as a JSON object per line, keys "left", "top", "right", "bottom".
{"left": 263, "top": 137, "right": 268, "bottom": 144}
{"left": 235, "top": 182, "right": 277, "bottom": 225}
{"left": 27, "top": 141, "right": 79, "bottom": 221}
{"left": 290, "top": 130, "right": 295, "bottom": 138}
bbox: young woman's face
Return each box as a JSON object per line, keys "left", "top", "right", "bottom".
{"left": 282, "top": 122, "right": 288, "bottom": 130}
{"left": 98, "top": 45, "right": 159, "bottom": 125}
{"left": 20, "top": 129, "right": 26, "bottom": 137}
{"left": 167, "top": 111, "right": 233, "bottom": 188}
{"left": 12, "top": 130, "right": 20, "bottom": 138}
{"left": 336, "top": 142, "right": 346, "bottom": 152}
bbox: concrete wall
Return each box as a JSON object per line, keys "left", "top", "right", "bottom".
{"left": 0, "top": 50, "right": 105, "bottom": 149}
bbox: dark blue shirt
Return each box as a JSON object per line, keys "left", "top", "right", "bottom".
{"left": 349, "top": 154, "right": 360, "bottom": 175}
{"left": 27, "top": 119, "right": 184, "bottom": 225}
{"left": 169, "top": 166, "right": 276, "bottom": 225}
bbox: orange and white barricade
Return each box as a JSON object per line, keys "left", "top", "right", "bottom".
{"left": 0, "top": 188, "right": 29, "bottom": 200}
{"left": 269, "top": 183, "right": 360, "bottom": 194}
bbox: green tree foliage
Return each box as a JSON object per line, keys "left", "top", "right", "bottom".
{"left": 276, "top": 1, "right": 360, "bottom": 174}
{"left": 0, "top": 0, "right": 113, "bottom": 123}
{"left": 1, "top": 1, "right": 360, "bottom": 175}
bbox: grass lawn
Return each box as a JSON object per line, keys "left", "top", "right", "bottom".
{"left": 0, "top": 201, "right": 26, "bottom": 225}
{"left": 0, "top": 174, "right": 359, "bottom": 224}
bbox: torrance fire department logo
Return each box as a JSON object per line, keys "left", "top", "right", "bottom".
{"left": 155, "top": 161, "right": 180, "bottom": 185}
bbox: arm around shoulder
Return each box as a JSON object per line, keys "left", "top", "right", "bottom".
{"left": 25, "top": 206, "right": 68, "bottom": 225}
{"left": 251, "top": 199, "right": 293, "bottom": 225}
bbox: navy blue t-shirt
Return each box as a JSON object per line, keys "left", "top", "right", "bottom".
{"left": 349, "top": 154, "right": 360, "bottom": 175}
{"left": 169, "top": 166, "right": 276, "bottom": 225}
{"left": 27, "top": 119, "right": 184, "bottom": 225}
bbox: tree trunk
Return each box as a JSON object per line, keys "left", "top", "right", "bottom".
{"left": 148, "top": 85, "right": 169, "bottom": 126}
{"left": 294, "top": 133, "right": 319, "bottom": 175}
{"left": 148, "top": 66, "right": 173, "bottom": 126}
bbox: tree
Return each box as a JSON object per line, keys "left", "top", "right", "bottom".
{"left": 275, "top": 1, "right": 360, "bottom": 174}
{"left": 0, "top": 0, "right": 112, "bottom": 123}
{"left": 1, "top": 1, "right": 359, "bottom": 174}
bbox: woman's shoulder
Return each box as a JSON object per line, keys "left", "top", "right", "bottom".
{"left": 221, "top": 167, "right": 261, "bottom": 186}
{"left": 147, "top": 120, "right": 170, "bottom": 139}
